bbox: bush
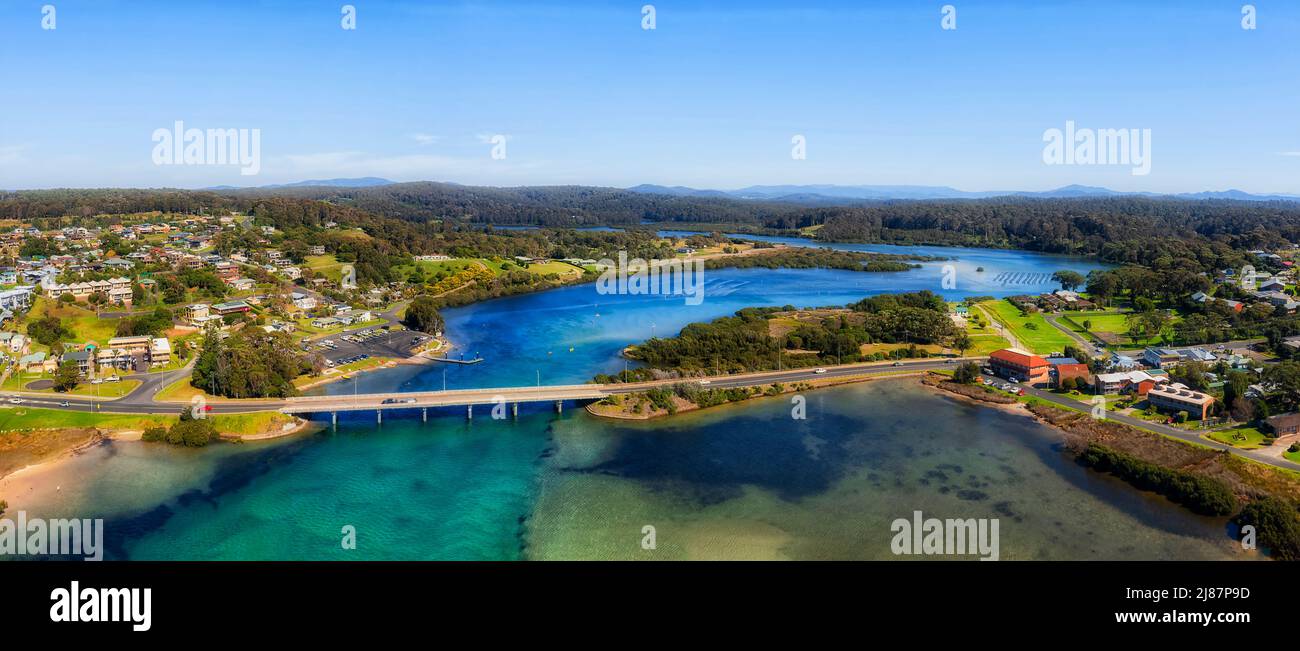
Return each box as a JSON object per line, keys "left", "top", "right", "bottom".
{"left": 1233, "top": 497, "right": 1300, "bottom": 560}
{"left": 952, "top": 361, "right": 982, "bottom": 384}
{"left": 141, "top": 418, "right": 216, "bottom": 447}
{"left": 1077, "top": 443, "right": 1238, "bottom": 516}
{"left": 141, "top": 426, "right": 168, "bottom": 442}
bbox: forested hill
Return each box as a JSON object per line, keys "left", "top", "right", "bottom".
{"left": 228, "top": 182, "right": 797, "bottom": 226}
{"left": 4, "top": 186, "right": 1300, "bottom": 270}
{"left": 803, "top": 198, "right": 1300, "bottom": 258}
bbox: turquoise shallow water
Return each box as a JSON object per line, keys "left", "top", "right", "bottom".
{"left": 5, "top": 244, "right": 1235, "bottom": 561}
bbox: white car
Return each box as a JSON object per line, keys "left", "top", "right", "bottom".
{"left": 104, "top": 376, "right": 120, "bottom": 383}
{"left": 699, "top": 379, "right": 711, "bottom": 385}
{"left": 8, "top": 397, "right": 23, "bottom": 404}
{"left": 813, "top": 368, "right": 827, "bottom": 374}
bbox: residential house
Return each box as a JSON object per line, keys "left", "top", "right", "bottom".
{"left": 1266, "top": 413, "right": 1300, "bottom": 437}
{"left": 1094, "top": 370, "right": 1166, "bottom": 396}
{"left": 62, "top": 349, "right": 94, "bottom": 377}
{"left": 1048, "top": 357, "right": 1091, "bottom": 388}
{"left": 186, "top": 304, "right": 211, "bottom": 323}
{"left": 212, "top": 300, "right": 251, "bottom": 316}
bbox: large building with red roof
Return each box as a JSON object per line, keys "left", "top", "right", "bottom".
{"left": 988, "top": 348, "right": 1050, "bottom": 385}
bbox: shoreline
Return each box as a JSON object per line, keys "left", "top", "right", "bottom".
{"left": 923, "top": 374, "right": 1300, "bottom": 521}
{"left": 585, "top": 370, "right": 927, "bottom": 420}
{"left": 0, "top": 414, "right": 321, "bottom": 489}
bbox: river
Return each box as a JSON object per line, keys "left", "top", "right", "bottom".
{"left": 3, "top": 244, "right": 1245, "bottom": 560}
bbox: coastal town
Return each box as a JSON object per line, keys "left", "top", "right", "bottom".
{"left": 0, "top": 212, "right": 530, "bottom": 409}
{"left": 968, "top": 251, "right": 1300, "bottom": 466}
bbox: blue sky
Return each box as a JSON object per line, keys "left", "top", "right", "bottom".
{"left": 1, "top": 0, "right": 1297, "bottom": 192}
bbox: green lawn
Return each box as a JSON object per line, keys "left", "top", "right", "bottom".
{"left": 304, "top": 254, "right": 345, "bottom": 281}
{"left": 1205, "top": 427, "right": 1271, "bottom": 449}
{"left": 0, "top": 406, "right": 292, "bottom": 436}
{"left": 1061, "top": 311, "right": 1179, "bottom": 347}
{"left": 0, "top": 407, "right": 172, "bottom": 431}
{"left": 523, "top": 261, "right": 584, "bottom": 277}
{"left": 965, "top": 333, "right": 1012, "bottom": 356}
{"left": 392, "top": 258, "right": 504, "bottom": 281}
{"left": 979, "top": 300, "right": 1075, "bottom": 354}
{"left": 27, "top": 297, "right": 120, "bottom": 347}
{"left": 1285, "top": 448, "right": 1300, "bottom": 464}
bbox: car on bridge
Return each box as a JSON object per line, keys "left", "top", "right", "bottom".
{"left": 381, "top": 397, "right": 417, "bottom": 405}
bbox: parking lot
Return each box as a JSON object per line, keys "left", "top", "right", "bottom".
{"left": 307, "top": 326, "right": 429, "bottom": 365}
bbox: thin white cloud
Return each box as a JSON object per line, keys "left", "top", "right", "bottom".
{"left": 0, "top": 145, "right": 25, "bottom": 166}
{"left": 1278, "top": 152, "right": 1300, "bottom": 157}
{"left": 269, "top": 150, "right": 545, "bottom": 185}
{"left": 409, "top": 133, "right": 440, "bottom": 146}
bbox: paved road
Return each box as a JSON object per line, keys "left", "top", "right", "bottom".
{"left": 1019, "top": 384, "right": 1300, "bottom": 472}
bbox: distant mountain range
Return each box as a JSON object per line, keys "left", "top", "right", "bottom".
{"left": 199, "top": 178, "right": 1300, "bottom": 205}
{"left": 627, "top": 183, "right": 1300, "bottom": 204}
{"left": 206, "top": 177, "right": 394, "bottom": 190}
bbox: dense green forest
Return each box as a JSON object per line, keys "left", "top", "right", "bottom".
{"left": 5, "top": 187, "right": 1300, "bottom": 275}
{"left": 604, "top": 291, "right": 957, "bottom": 380}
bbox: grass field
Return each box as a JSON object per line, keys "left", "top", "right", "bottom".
{"left": 1061, "top": 311, "right": 1178, "bottom": 347}
{"left": 0, "top": 407, "right": 172, "bottom": 431}
{"left": 0, "top": 406, "right": 293, "bottom": 436}
{"left": 154, "top": 377, "right": 216, "bottom": 402}
{"left": 979, "top": 300, "right": 1075, "bottom": 354}
{"left": 393, "top": 258, "right": 501, "bottom": 281}
{"left": 963, "top": 334, "right": 1012, "bottom": 356}
{"left": 304, "top": 254, "right": 346, "bottom": 281}
{"left": 1205, "top": 427, "right": 1271, "bottom": 449}
{"left": 26, "top": 297, "right": 120, "bottom": 348}
{"left": 1285, "top": 448, "right": 1300, "bottom": 464}
{"left": 523, "top": 260, "right": 584, "bottom": 277}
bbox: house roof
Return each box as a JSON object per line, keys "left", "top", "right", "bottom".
{"left": 1266, "top": 413, "right": 1300, "bottom": 430}
{"left": 990, "top": 348, "right": 1048, "bottom": 368}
